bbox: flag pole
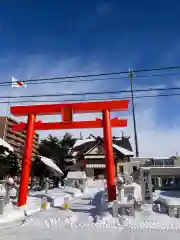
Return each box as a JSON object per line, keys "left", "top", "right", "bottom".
{"left": 3, "top": 86, "right": 12, "bottom": 140}
{"left": 3, "top": 77, "right": 26, "bottom": 140}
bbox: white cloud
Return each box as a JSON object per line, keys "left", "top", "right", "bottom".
{"left": 0, "top": 55, "right": 180, "bottom": 157}
{"left": 126, "top": 107, "right": 175, "bottom": 158}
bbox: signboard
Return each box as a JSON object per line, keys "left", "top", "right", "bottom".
{"left": 143, "top": 171, "right": 152, "bottom": 201}
{"left": 140, "top": 168, "right": 152, "bottom": 204}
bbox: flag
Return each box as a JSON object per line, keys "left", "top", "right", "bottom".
{"left": 12, "top": 77, "right": 26, "bottom": 88}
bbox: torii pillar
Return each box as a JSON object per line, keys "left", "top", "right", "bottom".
{"left": 103, "top": 109, "right": 116, "bottom": 201}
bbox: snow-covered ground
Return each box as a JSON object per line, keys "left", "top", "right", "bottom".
{"left": 0, "top": 180, "right": 180, "bottom": 240}
{"left": 0, "top": 184, "right": 85, "bottom": 224}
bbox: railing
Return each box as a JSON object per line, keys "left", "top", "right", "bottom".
{"left": 148, "top": 164, "right": 175, "bottom": 167}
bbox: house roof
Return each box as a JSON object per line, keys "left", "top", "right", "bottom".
{"left": 68, "top": 136, "right": 134, "bottom": 158}
{"left": 72, "top": 139, "right": 96, "bottom": 152}
{"left": 113, "top": 137, "right": 133, "bottom": 152}
{"left": 73, "top": 139, "right": 94, "bottom": 148}
{"left": 112, "top": 144, "right": 134, "bottom": 156}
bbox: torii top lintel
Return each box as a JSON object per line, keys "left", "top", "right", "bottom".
{"left": 10, "top": 100, "right": 129, "bottom": 116}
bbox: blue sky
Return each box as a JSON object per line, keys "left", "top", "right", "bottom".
{"left": 0, "top": 0, "right": 180, "bottom": 67}
{"left": 0, "top": 0, "right": 180, "bottom": 156}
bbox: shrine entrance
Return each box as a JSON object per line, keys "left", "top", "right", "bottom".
{"left": 10, "top": 100, "right": 129, "bottom": 207}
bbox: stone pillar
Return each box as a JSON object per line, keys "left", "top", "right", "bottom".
{"left": 118, "top": 188, "right": 125, "bottom": 202}
{"left": 5, "top": 178, "right": 14, "bottom": 204}
{"left": 116, "top": 176, "right": 124, "bottom": 202}
{"left": 140, "top": 168, "right": 153, "bottom": 204}
{"left": 112, "top": 200, "right": 119, "bottom": 217}
{"left": 44, "top": 177, "right": 50, "bottom": 195}
{"left": 158, "top": 177, "right": 162, "bottom": 189}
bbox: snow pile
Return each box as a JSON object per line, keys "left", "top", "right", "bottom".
{"left": 157, "top": 191, "right": 180, "bottom": 206}
{"left": 127, "top": 220, "right": 180, "bottom": 232}
{"left": 63, "top": 186, "right": 83, "bottom": 198}
{"left": 0, "top": 202, "right": 25, "bottom": 225}
{"left": 0, "top": 184, "right": 84, "bottom": 227}
{"left": 23, "top": 215, "right": 78, "bottom": 229}
{"left": 22, "top": 209, "right": 78, "bottom": 229}
{"left": 131, "top": 182, "right": 142, "bottom": 201}
{"left": 22, "top": 197, "right": 44, "bottom": 216}
{"left": 50, "top": 193, "right": 71, "bottom": 207}
{"left": 2, "top": 179, "right": 180, "bottom": 238}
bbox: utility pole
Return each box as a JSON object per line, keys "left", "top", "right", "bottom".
{"left": 128, "top": 69, "right": 139, "bottom": 157}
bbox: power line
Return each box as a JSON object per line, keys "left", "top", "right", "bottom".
{"left": 0, "top": 86, "right": 180, "bottom": 99}
{"left": 0, "top": 92, "right": 180, "bottom": 104}
{"left": 0, "top": 65, "right": 180, "bottom": 86}
{"left": 0, "top": 71, "right": 180, "bottom": 87}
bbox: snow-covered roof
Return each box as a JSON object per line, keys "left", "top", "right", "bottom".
{"left": 0, "top": 137, "right": 13, "bottom": 152}
{"left": 113, "top": 144, "right": 134, "bottom": 156}
{"left": 73, "top": 139, "right": 95, "bottom": 148}
{"left": 67, "top": 171, "right": 86, "bottom": 179}
{"left": 40, "top": 156, "right": 63, "bottom": 176}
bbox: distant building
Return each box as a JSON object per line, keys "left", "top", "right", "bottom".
{"left": 65, "top": 136, "right": 134, "bottom": 178}
{"left": 131, "top": 156, "right": 180, "bottom": 190}
{"left": 0, "top": 116, "right": 39, "bottom": 163}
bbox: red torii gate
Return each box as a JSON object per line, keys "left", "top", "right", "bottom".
{"left": 10, "top": 100, "right": 129, "bottom": 207}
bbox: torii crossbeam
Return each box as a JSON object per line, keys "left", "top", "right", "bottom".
{"left": 10, "top": 100, "right": 129, "bottom": 207}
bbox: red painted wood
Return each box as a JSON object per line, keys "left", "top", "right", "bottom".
{"left": 103, "top": 110, "right": 116, "bottom": 201}
{"left": 11, "top": 118, "right": 128, "bottom": 131}
{"left": 17, "top": 114, "right": 36, "bottom": 207}
{"left": 10, "top": 100, "right": 129, "bottom": 116}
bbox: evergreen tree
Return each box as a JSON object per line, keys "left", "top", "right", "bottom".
{"left": 0, "top": 146, "right": 20, "bottom": 178}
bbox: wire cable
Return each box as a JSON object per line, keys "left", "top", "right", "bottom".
{"left": 1, "top": 92, "right": 180, "bottom": 105}
{"left": 0, "top": 65, "right": 180, "bottom": 86}
{"left": 0, "top": 86, "right": 179, "bottom": 99}
{"left": 0, "top": 71, "right": 180, "bottom": 87}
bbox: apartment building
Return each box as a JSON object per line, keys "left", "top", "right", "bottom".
{"left": 0, "top": 116, "right": 39, "bottom": 163}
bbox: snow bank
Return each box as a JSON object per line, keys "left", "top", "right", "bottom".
{"left": 132, "top": 182, "right": 142, "bottom": 201}
{"left": 30, "top": 186, "right": 83, "bottom": 209}
{"left": 21, "top": 197, "right": 43, "bottom": 216}
{"left": 63, "top": 186, "right": 83, "bottom": 198}
{"left": 48, "top": 187, "right": 83, "bottom": 207}
{"left": 157, "top": 191, "right": 180, "bottom": 207}
{"left": 0, "top": 202, "right": 25, "bottom": 224}
{"left": 23, "top": 209, "right": 78, "bottom": 229}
